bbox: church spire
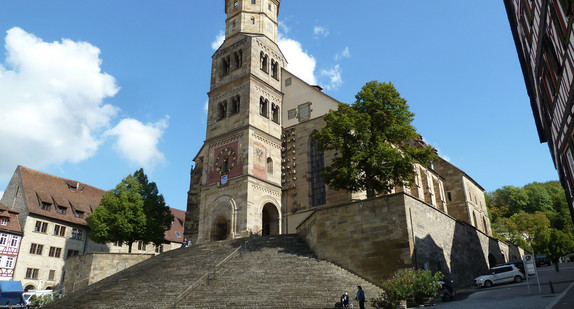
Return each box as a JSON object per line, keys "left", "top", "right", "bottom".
{"left": 224, "top": 0, "right": 280, "bottom": 42}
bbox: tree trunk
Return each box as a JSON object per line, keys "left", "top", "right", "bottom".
{"left": 128, "top": 241, "right": 133, "bottom": 253}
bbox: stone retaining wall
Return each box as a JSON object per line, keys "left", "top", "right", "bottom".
{"left": 297, "top": 193, "right": 524, "bottom": 287}
{"left": 63, "top": 252, "right": 153, "bottom": 295}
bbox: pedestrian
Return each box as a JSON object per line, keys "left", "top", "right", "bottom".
{"left": 355, "top": 286, "right": 365, "bottom": 309}
{"left": 340, "top": 291, "right": 350, "bottom": 307}
{"left": 181, "top": 238, "right": 188, "bottom": 248}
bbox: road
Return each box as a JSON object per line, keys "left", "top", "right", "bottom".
{"left": 432, "top": 262, "right": 574, "bottom": 309}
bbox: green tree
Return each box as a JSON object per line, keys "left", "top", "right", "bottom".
{"left": 134, "top": 168, "right": 173, "bottom": 246}
{"left": 88, "top": 174, "right": 147, "bottom": 253}
{"left": 314, "top": 81, "right": 437, "bottom": 198}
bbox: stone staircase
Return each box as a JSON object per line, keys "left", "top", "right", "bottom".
{"left": 48, "top": 234, "right": 383, "bottom": 308}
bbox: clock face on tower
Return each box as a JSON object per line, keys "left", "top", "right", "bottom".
{"left": 215, "top": 147, "right": 237, "bottom": 175}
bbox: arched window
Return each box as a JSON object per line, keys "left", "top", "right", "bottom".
{"left": 260, "top": 97, "right": 268, "bottom": 118}
{"left": 271, "top": 60, "right": 279, "bottom": 79}
{"left": 260, "top": 52, "right": 268, "bottom": 73}
{"left": 231, "top": 96, "right": 240, "bottom": 114}
{"left": 271, "top": 103, "right": 280, "bottom": 124}
{"left": 267, "top": 157, "right": 273, "bottom": 174}
{"left": 222, "top": 56, "right": 230, "bottom": 75}
{"left": 218, "top": 101, "right": 227, "bottom": 120}
{"left": 309, "top": 132, "right": 326, "bottom": 206}
{"left": 234, "top": 50, "right": 242, "bottom": 69}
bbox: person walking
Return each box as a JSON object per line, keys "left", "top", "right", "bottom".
{"left": 355, "top": 286, "right": 365, "bottom": 309}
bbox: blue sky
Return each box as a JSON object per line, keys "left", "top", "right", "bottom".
{"left": 0, "top": 1, "right": 559, "bottom": 211}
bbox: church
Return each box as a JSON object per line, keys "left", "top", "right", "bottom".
{"left": 185, "top": 0, "right": 520, "bottom": 284}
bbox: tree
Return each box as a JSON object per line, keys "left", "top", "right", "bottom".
{"left": 314, "top": 81, "right": 437, "bottom": 198}
{"left": 88, "top": 174, "right": 147, "bottom": 253}
{"left": 134, "top": 168, "right": 173, "bottom": 246}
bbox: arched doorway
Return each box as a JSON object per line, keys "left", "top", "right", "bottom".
{"left": 24, "top": 285, "right": 35, "bottom": 292}
{"left": 262, "top": 203, "right": 279, "bottom": 236}
{"left": 213, "top": 217, "right": 229, "bottom": 241}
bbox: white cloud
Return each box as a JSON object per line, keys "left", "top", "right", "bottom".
{"left": 321, "top": 65, "right": 342, "bottom": 90}
{"left": 335, "top": 47, "right": 351, "bottom": 61}
{"left": 105, "top": 117, "right": 168, "bottom": 170}
{"left": 0, "top": 27, "right": 119, "bottom": 179}
{"left": 211, "top": 31, "right": 225, "bottom": 50}
{"left": 202, "top": 99, "right": 209, "bottom": 125}
{"left": 313, "top": 26, "right": 329, "bottom": 38}
{"left": 278, "top": 37, "right": 317, "bottom": 85}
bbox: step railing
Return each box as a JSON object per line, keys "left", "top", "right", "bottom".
{"left": 173, "top": 237, "right": 257, "bottom": 308}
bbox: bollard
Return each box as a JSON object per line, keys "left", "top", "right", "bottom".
{"left": 549, "top": 280, "right": 555, "bottom": 294}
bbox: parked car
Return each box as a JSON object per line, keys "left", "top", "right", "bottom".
{"left": 535, "top": 254, "right": 551, "bottom": 266}
{"left": 501, "top": 261, "right": 526, "bottom": 274}
{"left": 474, "top": 264, "right": 525, "bottom": 288}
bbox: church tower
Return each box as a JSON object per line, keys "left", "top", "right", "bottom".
{"left": 187, "top": 0, "right": 285, "bottom": 244}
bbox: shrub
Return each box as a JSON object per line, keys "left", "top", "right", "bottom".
{"left": 380, "top": 268, "right": 443, "bottom": 307}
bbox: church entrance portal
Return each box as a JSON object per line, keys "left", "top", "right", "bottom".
{"left": 213, "top": 217, "right": 229, "bottom": 241}
{"left": 262, "top": 203, "right": 279, "bottom": 236}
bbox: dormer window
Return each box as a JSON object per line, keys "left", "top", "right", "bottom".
{"left": 234, "top": 1, "right": 238, "bottom": 8}
{"left": 75, "top": 210, "right": 84, "bottom": 218}
{"left": 57, "top": 206, "right": 67, "bottom": 215}
{"left": 1, "top": 218, "right": 8, "bottom": 226}
{"left": 41, "top": 202, "right": 51, "bottom": 210}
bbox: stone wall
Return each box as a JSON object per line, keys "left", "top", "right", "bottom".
{"left": 297, "top": 194, "right": 412, "bottom": 284}
{"left": 297, "top": 193, "right": 524, "bottom": 287}
{"left": 63, "top": 253, "right": 153, "bottom": 295}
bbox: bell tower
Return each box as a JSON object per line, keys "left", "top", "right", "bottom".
{"left": 187, "top": 0, "right": 285, "bottom": 244}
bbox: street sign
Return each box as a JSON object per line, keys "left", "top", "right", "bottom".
{"left": 524, "top": 254, "right": 536, "bottom": 275}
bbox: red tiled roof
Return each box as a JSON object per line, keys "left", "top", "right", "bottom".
{"left": 18, "top": 166, "right": 106, "bottom": 226}
{"left": 164, "top": 208, "right": 185, "bottom": 243}
{"left": 0, "top": 201, "right": 22, "bottom": 235}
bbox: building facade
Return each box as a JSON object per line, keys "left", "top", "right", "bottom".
{"left": 0, "top": 202, "right": 22, "bottom": 281}
{"left": 0, "top": 166, "right": 184, "bottom": 291}
{"left": 504, "top": 0, "right": 574, "bottom": 222}
{"left": 186, "top": 0, "right": 494, "bottom": 244}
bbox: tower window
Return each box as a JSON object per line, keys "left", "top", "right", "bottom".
{"left": 234, "top": 1, "right": 238, "bottom": 8}
{"left": 267, "top": 158, "right": 273, "bottom": 174}
{"left": 260, "top": 52, "right": 269, "bottom": 73}
{"left": 231, "top": 96, "right": 240, "bottom": 114}
{"left": 252, "top": 0, "right": 256, "bottom": 4}
{"left": 234, "top": 50, "right": 243, "bottom": 69}
{"left": 251, "top": 17, "right": 256, "bottom": 25}
{"left": 272, "top": 103, "right": 280, "bottom": 124}
{"left": 260, "top": 97, "right": 268, "bottom": 118}
{"left": 218, "top": 101, "right": 227, "bottom": 120}
{"left": 221, "top": 56, "right": 230, "bottom": 76}
{"left": 271, "top": 59, "right": 279, "bottom": 79}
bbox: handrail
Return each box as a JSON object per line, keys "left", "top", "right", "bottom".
{"left": 173, "top": 238, "right": 251, "bottom": 308}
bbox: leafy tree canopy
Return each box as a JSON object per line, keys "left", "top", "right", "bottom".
{"left": 486, "top": 181, "right": 574, "bottom": 257}
{"left": 314, "top": 81, "right": 437, "bottom": 198}
{"left": 88, "top": 169, "right": 173, "bottom": 252}
{"left": 88, "top": 174, "right": 147, "bottom": 252}
{"left": 134, "top": 168, "right": 173, "bottom": 246}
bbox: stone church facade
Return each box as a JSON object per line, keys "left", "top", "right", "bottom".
{"left": 185, "top": 0, "right": 518, "bottom": 283}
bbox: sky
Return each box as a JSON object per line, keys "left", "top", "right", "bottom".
{"left": 0, "top": 1, "right": 559, "bottom": 211}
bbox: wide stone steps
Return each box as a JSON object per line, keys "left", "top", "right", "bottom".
{"left": 48, "top": 235, "right": 383, "bottom": 308}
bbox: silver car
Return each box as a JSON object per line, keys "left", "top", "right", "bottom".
{"left": 474, "top": 264, "right": 525, "bottom": 288}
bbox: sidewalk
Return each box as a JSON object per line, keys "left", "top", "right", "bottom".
{"left": 431, "top": 281, "right": 574, "bottom": 309}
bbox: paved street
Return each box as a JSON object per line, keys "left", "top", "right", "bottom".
{"left": 431, "top": 262, "right": 574, "bottom": 309}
